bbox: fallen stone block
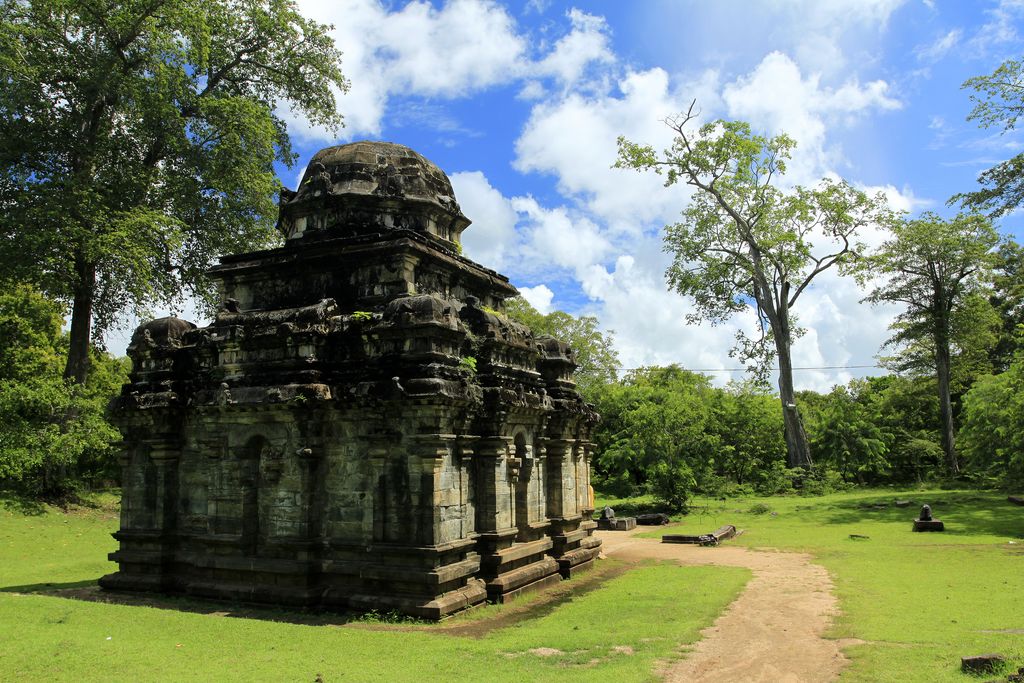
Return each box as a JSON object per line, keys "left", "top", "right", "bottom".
{"left": 961, "top": 654, "right": 1005, "bottom": 674}
{"left": 635, "top": 513, "right": 671, "bottom": 525}
{"left": 663, "top": 524, "right": 737, "bottom": 545}
{"left": 1008, "top": 496, "right": 1024, "bottom": 506}
{"left": 597, "top": 516, "right": 636, "bottom": 531}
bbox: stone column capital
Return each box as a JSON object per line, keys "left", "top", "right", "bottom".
{"left": 409, "top": 433, "right": 455, "bottom": 461}
{"left": 475, "top": 436, "right": 512, "bottom": 459}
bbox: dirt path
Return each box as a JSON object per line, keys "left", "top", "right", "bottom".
{"left": 597, "top": 528, "right": 855, "bottom": 683}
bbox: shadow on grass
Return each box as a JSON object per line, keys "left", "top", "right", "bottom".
{"left": 0, "top": 491, "right": 47, "bottom": 516}
{"left": 0, "top": 489, "right": 117, "bottom": 516}
{"left": 813, "top": 492, "right": 1024, "bottom": 538}
{"left": 0, "top": 560, "right": 631, "bottom": 637}
{"left": 1, "top": 579, "right": 99, "bottom": 593}
{"left": 2, "top": 580, "right": 398, "bottom": 626}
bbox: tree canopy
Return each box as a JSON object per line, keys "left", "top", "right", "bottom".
{"left": 806, "top": 383, "right": 889, "bottom": 484}
{"left": 858, "top": 212, "right": 1000, "bottom": 473}
{"left": 954, "top": 58, "right": 1024, "bottom": 216}
{"left": 0, "top": 0, "right": 348, "bottom": 382}
{"left": 959, "top": 336, "right": 1024, "bottom": 486}
{"left": 989, "top": 239, "right": 1024, "bottom": 371}
{"left": 615, "top": 103, "right": 895, "bottom": 469}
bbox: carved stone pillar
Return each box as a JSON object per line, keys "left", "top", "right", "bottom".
{"left": 456, "top": 435, "right": 479, "bottom": 540}
{"left": 368, "top": 437, "right": 391, "bottom": 543}
{"left": 542, "top": 437, "right": 575, "bottom": 521}
{"left": 579, "top": 440, "right": 596, "bottom": 517}
{"left": 149, "top": 445, "right": 180, "bottom": 535}
{"left": 410, "top": 433, "right": 453, "bottom": 546}
{"left": 294, "top": 446, "right": 323, "bottom": 550}
{"left": 100, "top": 431, "right": 182, "bottom": 593}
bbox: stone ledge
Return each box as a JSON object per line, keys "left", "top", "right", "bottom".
{"left": 344, "top": 577, "right": 488, "bottom": 619}
{"left": 550, "top": 527, "right": 590, "bottom": 545}
{"left": 486, "top": 556, "right": 559, "bottom": 597}
{"left": 480, "top": 537, "right": 553, "bottom": 570}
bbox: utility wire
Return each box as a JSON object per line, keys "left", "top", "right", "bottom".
{"left": 619, "top": 364, "right": 884, "bottom": 373}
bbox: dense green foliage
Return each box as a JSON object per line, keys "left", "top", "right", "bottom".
{"left": 592, "top": 366, "right": 792, "bottom": 506}
{"left": 959, "top": 341, "right": 1024, "bottom": 486}
{"left": 0, "top": 287, "right": 127, "bottom": 495}
{"left": 590, "top": 351, "right": 1023, "bottom": 503}
{"left": 989, "top": 240, "right": 1024, "bottom": 371}
{"left": 0, "top": 0, "right": 348, "bottom": 382}
{"left": 804, "top": 384, "right": 889, "bottom": 484}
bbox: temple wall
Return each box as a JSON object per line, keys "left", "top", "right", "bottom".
{"left": 101, "top": 141, "right": 599, "bottom": 619}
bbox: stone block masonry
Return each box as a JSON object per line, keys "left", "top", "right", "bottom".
{"left": 100, "top": 142, "right": 600, "bottom": 619}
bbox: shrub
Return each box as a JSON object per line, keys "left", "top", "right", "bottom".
{"left": 649, "top": 460, "right": 695, "bottom": 513}
{"left": 755, "top": 460, "right": 797, "bottom": 495}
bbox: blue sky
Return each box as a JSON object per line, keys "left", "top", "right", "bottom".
{"left": 115, "top": 0, "right": 1024, "bottom": 391}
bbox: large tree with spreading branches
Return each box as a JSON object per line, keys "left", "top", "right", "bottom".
{"left": 616, "top": 103, "right": 895, "bottom": 470}
{"left": 0, "top": 0, "right": 348, "bottom": 382}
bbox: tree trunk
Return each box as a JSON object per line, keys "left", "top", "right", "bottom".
{"left": 934, "top": 330, "right": 959, "bottom": 474}
{"left": 64, "top": 257, "right": 96, "bottom": 384}
{"left": 776, "top": 341, "right": 813, "bottom": 470}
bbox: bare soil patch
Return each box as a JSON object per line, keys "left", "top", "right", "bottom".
{"left": 598, "top": 528, "right": 853, "bottom": 683}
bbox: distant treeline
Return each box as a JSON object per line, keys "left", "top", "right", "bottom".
{"left": 588, "top": 358, "right": 1023, "bottom": 510}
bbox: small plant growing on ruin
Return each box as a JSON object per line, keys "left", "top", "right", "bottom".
{"left": 480, "top": 305, "right": 504, "bottom": 318}
{"left": 355, "top": 609, "right": 426, "bottom": 624}
{"left": 459, "top": 356, "right": 478, "bottom": 373}
{"left": 352, "top": 311, "right": 373, "bottom": 322}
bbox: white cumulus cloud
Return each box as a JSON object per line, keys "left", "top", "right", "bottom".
{"left": 722, "top": 51, "right": 901, "bottom": 184}
{"left": 517, "top": 284, "right": 555, "bottom": 313}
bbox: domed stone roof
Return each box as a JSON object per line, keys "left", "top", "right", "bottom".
{"left": 279, "top": 141, "right": 471, "bottom": 244}
{"left": 129, "top": 316, "right": 196, "bottom": 350}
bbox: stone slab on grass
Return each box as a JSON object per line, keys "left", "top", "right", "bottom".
{"left": 663, "top": 524, "right": 737, "bottom": 546}
{"left": 961, "top": 653, "right": 1005, "bottom": 674}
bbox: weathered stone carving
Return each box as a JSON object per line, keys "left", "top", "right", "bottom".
{"left": 100, "top": 141, "right": 601, "bottom": 619}
{"left": 912, "top": 503, "right": 945, "bottom": 531}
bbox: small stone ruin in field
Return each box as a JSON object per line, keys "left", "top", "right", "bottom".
{"left": 100, "top": 141, "right": 601, "bottom": 619}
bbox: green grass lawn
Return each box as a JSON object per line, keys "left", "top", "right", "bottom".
{"left": 605, "top": 488, "right": 1024, "bottom": 682}
{"left": 0, "top": 491, "right": 749, "bottom": 682}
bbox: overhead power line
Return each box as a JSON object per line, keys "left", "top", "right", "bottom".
{"left": 620, "top": 364, "right": 884, "bottom": 373}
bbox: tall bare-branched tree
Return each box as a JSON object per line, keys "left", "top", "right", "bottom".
{"left": 616, "top": 103, "right": 895, "bottom": 469}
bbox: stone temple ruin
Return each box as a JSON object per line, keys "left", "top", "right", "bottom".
{"left": 100, "top": 141, "right": 601, "bottom": 619}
